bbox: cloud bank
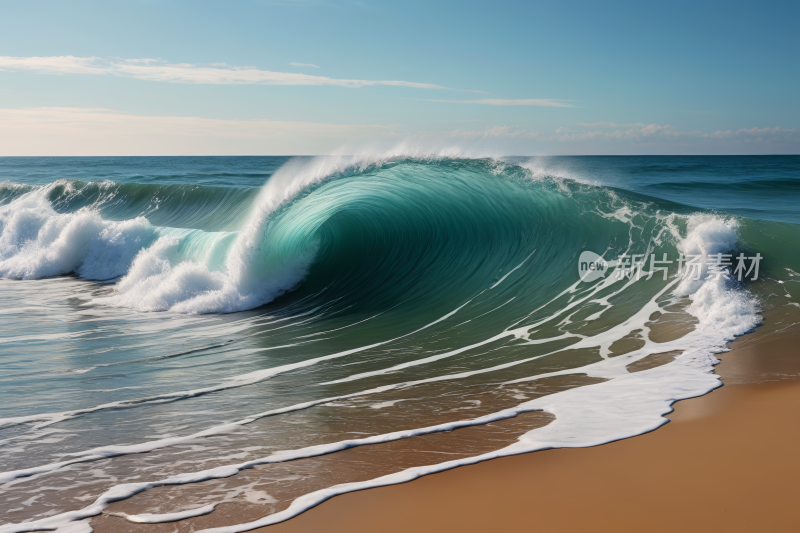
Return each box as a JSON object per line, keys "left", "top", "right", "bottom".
{"left": 0, "top": 56, "right": 449, "bottom": 89}
{"left": 427, "top": 123, "right": 800, "bottom": 154}
{"left": 423, "top": 98, "right": 574, "bottom": 107}
{"left": 548, "top": 123, "right": 800, "bottom": 153}
{"left": 1, "top": 108, "right": 796, "bottom": 155}
{"left": 0, "top": 107, "right": 398, "bottom": 156}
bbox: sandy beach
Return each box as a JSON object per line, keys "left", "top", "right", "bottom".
{"left": 261, "top": 304, "right": 800, "bottom": 533}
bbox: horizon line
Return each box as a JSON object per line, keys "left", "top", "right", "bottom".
{"left": 1, "top": 154, "right": 798, "bottom": 158}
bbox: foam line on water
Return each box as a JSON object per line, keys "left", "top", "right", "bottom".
{"left": 110, "top": 504, "right": 217, "bottom": 523}
{"left": 69, "top": 341, "right": 234, "bottom": 374}
{"left": 490, "top": 249, "right": 536, "bottom": 289}
{"left": 296, "top": 303, "right": 402, "bottom": 338}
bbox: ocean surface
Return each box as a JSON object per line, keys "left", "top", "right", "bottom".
{"left": 0, "top": 155, "right": 798, "bottom": 532}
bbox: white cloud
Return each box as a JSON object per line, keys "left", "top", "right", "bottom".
{"left": 448, "top": 126, "right": 542, "bottom": 139}
{"left": 0, "top": 56, "right": 450, "bottom": 89}
{"left": 289, "top": 62, "right": 320, "bottom": 68}
{"left": 553, "top": 123, "right": 799, "bottom": 143}
{"left": 706, "top": 126, "right": 799, "bottom": 141}
{"left": 541, "top": 123, "right": 800, "bottom": 154}
{"left": 1, "top": 108, "right": 796, "bottom": 156}
{"left": 0, "top": 107, "right": 398, "bottom": 156}
{"left": 423, "top": 98, "right": 575, "bottom": 107}
{"left": 576, "top": 122, "right": 635, "bottom": 128}
{"left": 431, "top": 123, "right": 799, "bottom": 155}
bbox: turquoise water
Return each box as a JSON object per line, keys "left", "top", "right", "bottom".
{"left": 0, "top": 155, "right": 797, "bottom": 531}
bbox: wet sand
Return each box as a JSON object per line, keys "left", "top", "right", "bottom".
{"left": 263, "top": 304, "right": 800, "bottom": 533}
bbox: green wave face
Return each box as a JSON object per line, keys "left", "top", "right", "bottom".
{"left": 263, "top": 159, "right": 633, "bottom": 316}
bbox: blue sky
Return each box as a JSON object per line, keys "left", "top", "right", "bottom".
{"left": 1, "top": 0, "right": 798, "bottom": 155}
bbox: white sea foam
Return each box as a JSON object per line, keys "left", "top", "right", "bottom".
{"left": 88, "top": 157, "right": 341, "bottom": 313}
{"left": 0, "top": 189, "right": 155, "bottom": 280}
{"left": 0, "top": 174, "right": 318, "bottom": 313}
{"left": 674, "top": 215, "right": 741, "bottom": 296}
{"left": 111, "top": 503, "right": 217, "bottom": 523}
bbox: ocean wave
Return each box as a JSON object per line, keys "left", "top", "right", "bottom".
{"left": 0, "top": 155, "right": 766, "bottom": 316}
{"left": 2, "top": 154, "right": 785, "bottom": 533}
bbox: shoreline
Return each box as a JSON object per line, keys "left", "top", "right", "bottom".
{"left": 260, "top": 303, "right": 800, "bottom": 533}
{"left": 264, "top": 380, "right": 800, "bottom": 533}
